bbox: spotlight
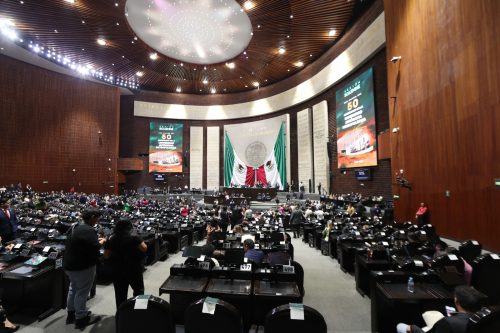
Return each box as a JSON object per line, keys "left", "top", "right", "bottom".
{"left": 278, "top": 47, "right": 285, "bottom": 55}
{"left": 243, "top": 1, "right": 254, "bottom": 10}
{"left": 136, "top": 71, "right": 144, "bottom": 77}
{"left": 96, "top": 38, "right": 107, "bottom": 46}
{"left": 225, "top": 62, "right": 235, "bottom": 69}
{"left": 149, "top": 52, "right": 158, "bottom": 60}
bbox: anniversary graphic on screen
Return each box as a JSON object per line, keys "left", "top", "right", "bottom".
{"left": 149, "top": 122, "right": 183, "bottom": 173}
{"left": 336, "top": 67, "right": 377, "bottom": 168}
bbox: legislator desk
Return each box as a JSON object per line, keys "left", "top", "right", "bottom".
{"left": 206, "top": 276, "right": 253, "bottom": 328}
{"left": 159, "top": 266, "right": 209, "bottom": 324}
{"left": 252, "top": 270, "right": 302, "bottom": 324}
{"left": 1, "top": 262, "right": 65, "bottom": 320}
{"left": 204, "top": 194, "right": 250, "bottom": 206}
{"left": 355, "top": 254, "right": 393, "bottom": 297}
{"left": 337, "top": 238, "right": 367, "bottom": 273}
{"left": 223, "top": 187, "right": 277, "bottom": 201}
{"left": 371, "top": 281, "right": 454, "bottom": 333}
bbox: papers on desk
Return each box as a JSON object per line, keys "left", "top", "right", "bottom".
{"left": 25, "top": 255, "right": 47, "bottom": 266}
{"left": 289, "top": 303, "right": 304, "bottom": 320}
{"left": 202, "top": 297, "right": 218, "bottom": 315}
{"left": 10, "top": 266, "right": 33, "bottom": 275}
{"left": 414, "top": 260, "right": 424, "bottom": 267}
{"left": 134, "top": 295, "right": 150, "bottom": 310}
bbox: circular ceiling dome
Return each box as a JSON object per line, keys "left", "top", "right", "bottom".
{"left": 125, "top": 0, "right": 253, "bottom": 65}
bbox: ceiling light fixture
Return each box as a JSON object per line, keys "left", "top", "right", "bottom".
{"left": 243, "top": 1, "right": 254, "bottom": 10}
{"left": 136, "top": 71, "right": 144, "bottom": 77}
{"left": 96, "top": 38, "right": 107, "bottom": 46}
{"left": 328, "top": 29, "right": 336, "bottom": 37}
{"left": 278, "top": 47, "right": 285, "bottom": 54}
{"left": 226, "top": 62, "right": 235, "bottom": 69}
{"left": 252, "top": 81, "right": 259, "bottom": 87}
{"left": 64, "top": 0, "right": 75, "bottom": 3}
{"left": 295, "top": 61, "right": 304, "bottom": 67}
{"left": 149, "top": 52, "right": 158, "bottom": 60}
{"left": 176, "top": 87, "right": 182, "bottom": 93}
{"left": 202, "top": 79, "right": 209, "bottom": 84}
{"left": 210, "top": 88, "right": 217, "bottom": 94}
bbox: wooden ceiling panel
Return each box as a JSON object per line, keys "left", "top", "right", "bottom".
{"left": 0, "top": 0, "right": 374, "bottom": 94}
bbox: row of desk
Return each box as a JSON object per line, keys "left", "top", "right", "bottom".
{"left": 159, "top": 264, "right": 302, "bottom": 328}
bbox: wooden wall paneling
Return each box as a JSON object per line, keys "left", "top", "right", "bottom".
{"left": 384, "top": 0, "right": 500, "bottom": 252}
{"left": 0, "top": 55, "right": 120, "bottom": 194}
{"left": 117, "top": 158, "right": 144, "bottom": 171}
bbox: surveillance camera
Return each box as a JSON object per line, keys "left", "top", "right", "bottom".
{"left": 390, "top": 56, "right": 402, "bottom": 63}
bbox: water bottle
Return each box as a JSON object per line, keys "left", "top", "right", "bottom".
{"left": 407, "top": 277, "right": 415, "bottom": 293}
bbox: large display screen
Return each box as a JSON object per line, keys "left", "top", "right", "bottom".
{"left": 336, "top": 67, "right": 377, "bottom": 168}
{"left": 149, "top": 122, "right": 183, "bottom": 173}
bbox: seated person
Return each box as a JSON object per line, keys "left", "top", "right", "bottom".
{"left": 397, "top": 285, "right": 484, "bottom": 333}
{"left": 243, "top": 239, "right": 264, "bottom": 264}
{"left": 232, "top": 224, "right": 243, "bottom": 236}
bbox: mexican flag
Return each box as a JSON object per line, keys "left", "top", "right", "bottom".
{"left": 262, "top": 123, "right": 286, "bottom": 189}
{"left": 224, "top": 123, "right": 286, "bottom": 189}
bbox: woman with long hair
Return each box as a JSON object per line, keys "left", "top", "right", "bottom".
{"left": 103, "top": 218, "right": 147, "bottom": 308}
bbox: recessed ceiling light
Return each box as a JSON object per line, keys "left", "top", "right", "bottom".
{"left": 115, "top": 2, "right": 119, "bottom": 6}
{"left": 278, "top": 47, "right": 285, "bottom": 55}
{"left": 176, "top": 87, "right": 182, "bottom": 93}
{"left": 210, "top": 88, "right": 216, "bottom": 94}
{"left": 295, "top": 61, "right": 304, "bottom": 67}
{"left": 97, "top": 38, "right": 107, "bottom": 46}
{"left": 290, "top": 15, "right": 293, "bottom": 19}
{"left": 136, "top": 71, "right": 144, "bottom": 77}
{"left": 226, "top": 62, "right": 235, "bottom": 69}
{"left": 329, "top": 29, "right": 336, "bottom": 37}
{"left": 252, "top": 81, "right": 259, "bottom": 87}
{"left": 243, "top": 1, "right": 254, "bottom": 10}
{"left": 149, "top": 52, "right": 158, "bottom": 60}
{"left": 202, "top": 79, "right": 209, "bottom": 84}
{"left": 65, "top": 0, "right": 75, "bottom": 3}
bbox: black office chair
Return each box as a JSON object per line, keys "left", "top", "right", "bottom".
{"left": 459, "top": 240, "right": 482, "bottom": 265}
{"left": 116, "top": 295, "right": 175, "bottom": 333}
{"left": 264, "top": 304, "right": 327, "bottom": 333}
{"left": 184, "top": 297, "right": 244, "bottom": 333}
{"left": 291, "top": 260, "right": 305, "bottom": 297}
{"left": 471, "top": 254, "right": 500, "bottom": 305}
{"left": 467, "top": 306, "right": 500, "bottom": 333}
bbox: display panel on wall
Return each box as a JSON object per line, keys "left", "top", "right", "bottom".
{"left": 149, "top": 122, "right": 183, "bottom": 173}
{"left": 336, "top": 67, "right": 378, "bottom": 168}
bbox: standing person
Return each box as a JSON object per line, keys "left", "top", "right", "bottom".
{"left": 103, "top": 218, "right": 147, "bottom": 308}
{"left": 317, "top": 182, "right": 322, "bottom": 195}
{"left": 230, "top": 206, "right": 243, "bottom": 230}
{"left": 415, "top": 202, "right": 429, "bottom": 226}
{"left": 299, "top": 182, "right": 305, "bottom": 199}
{"left": 219, "top": 206, "right": 229, "bottom": 232}
{"left": 290, "top": 206, "right": 304, "bottom": 238}
{"left": 180, "top": 205, "right": 189, "bottom": 217}
{"left": 0, "top": 197, "right": 18, "bottom": 243}
{"left": 63, "top": 209, "right": 105, "bottom": 328}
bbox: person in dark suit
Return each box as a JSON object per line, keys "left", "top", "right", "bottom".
{"left": 0, "top": 197, "right": 18, "bottom": 242}
{"left": 396, "top": 285, "right": 484, "bottom": 333}
{"left": 290, "top": 206, "right": 304, "bottom": 238}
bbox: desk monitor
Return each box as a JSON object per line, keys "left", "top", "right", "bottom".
{"left": 241, "top": 234, "right": 255, "bottom": 244}
{"left": 182, "top": 246, "right": 202, "bottom": 259}
{"left": 270, "top": 232, "right": 284, "bottom": 243}
{"left": 224, "top": 248, "right": 245, "bottom": 267}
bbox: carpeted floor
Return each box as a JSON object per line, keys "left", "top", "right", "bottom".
{"left": 12, "top": 237, "right": 372, "bottom": 333}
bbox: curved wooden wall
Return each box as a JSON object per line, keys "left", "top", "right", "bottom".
{"left": 384, "top": 0, "right": 500, "bottom": 252}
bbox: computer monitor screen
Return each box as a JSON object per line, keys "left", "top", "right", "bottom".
{"left": 182, "top": 246, "right": 202, "bottom": 258}
{"left": 224, "top": 249, "right": 245, "bottom": 266}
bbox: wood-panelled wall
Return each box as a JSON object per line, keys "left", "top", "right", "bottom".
{"left": 0, "top": 55, "right": 120, "bottom": 194}
{"left": 384, "top": 0, "right": 500, "bottom": 252}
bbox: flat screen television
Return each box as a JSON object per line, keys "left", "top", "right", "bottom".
{"left": 355, "top": 168, "right": 371, "bottom": 181}
{"left": 153, "top": 173, "right": 165, "bottom": 181}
